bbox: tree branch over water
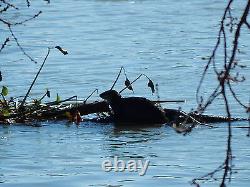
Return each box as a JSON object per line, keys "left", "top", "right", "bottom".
{"left": 193, "top": 0, "right": 250, "bottom": 186}
{"left": 0, "top": 1, "right": 45, "bottom": 62}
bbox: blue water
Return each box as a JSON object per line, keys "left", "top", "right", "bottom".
{"left": 1, "top": 0, "right": 250, "bottom": 186}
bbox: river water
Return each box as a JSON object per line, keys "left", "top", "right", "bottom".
{"left": 0, "top": 0, "right": 250, "bottom": 186}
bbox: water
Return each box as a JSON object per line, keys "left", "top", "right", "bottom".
{"left": 0, "top": 0, "right": 250, "bottom": 186}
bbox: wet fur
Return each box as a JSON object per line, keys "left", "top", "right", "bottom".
{"left": 100, "top": 90, "right": 167, "bottom": 124}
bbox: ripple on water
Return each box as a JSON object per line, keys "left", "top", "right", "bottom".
{"left": 1, "top": 0, "right": 250, "bottom": 186}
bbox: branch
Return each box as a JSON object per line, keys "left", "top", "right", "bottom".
{"left": 110, "top": 67, "right": 123, "bottom": 90}
{"left": 0, "top": 4, "right": 9, "bottom": 13}
{"left": 19, "top": 48, "right": 51, "bottom": 109}
{"left": 228, "top": 81, "right": 248, "bottom": 109}
{"left": 13, "top": 11, "right": 42, "bottom": 26}
{"left": 8, "top": 25, "right": 38, "bottom": 63}
{"left": 196, "top": 0, "right": 234, "bottom": 104}
{"left": 26, "top": 0, "right": 31, "bottom": 7}
{"left": 244, "top": 20, "right": 250, "bottom": 29}
{"left": 119, "top": 74, "right": 143, "bottom": 93}
{"left": 0, "top": 0, "right": 18, "bottom": 10}
{"left": 0, "top": 37, "right": 10, "bottom": 52}
{"left": 0, "top": 17, "right": 10, "bottom": 25}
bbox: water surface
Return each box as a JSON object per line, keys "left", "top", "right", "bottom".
{"left": 0, "top": 0, "right": 250, "bottom": 186}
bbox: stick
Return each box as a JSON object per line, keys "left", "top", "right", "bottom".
{"left": 119, "top": 74, "right": 143, "bottom": 93}
{"left": 152, "top": 100, "right": 186, "bottom": 103}
{"left": 83, "top": 89, "right": 98, "bottom": 104}
{"left": 179, "top": 110, "right": 214, "bottom": 128}
{"left": 45, "top": 95, "right": 77, "bottom": 106}
{"left": 19, "top": 48, "right": 50, "bottom": 109}
{"left": 119, "top": 73, "right": 153, "bottom": 94}
{"left": 110, "top": 67, "right": 123, "bottom": 90}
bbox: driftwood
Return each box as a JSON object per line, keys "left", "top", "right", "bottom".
{"left": 0, "top": 98, "right": 248, "bottom": 125}
{"left": 37, "top": 101, "right": 110, "bottom": 120}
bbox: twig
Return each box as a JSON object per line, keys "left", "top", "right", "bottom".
{"left": 228, "top": 81, "right": 248, "bottom": 109}
{"left": 84, "top": 89, "right": 98, "bottom": 104}
{"left": 26, "top": 0, "right": 30, "bottom": 7}
{"left": 0, "top": 0, "right": 18, "bottom": 10}
{"left": 119, "top": 74, "right": 143, "bottom": 93}
{"left": 19, "top": 47, "right": 51, "bottom": 109}
{"left": 0, "top": 37, "right": 10, "bottom": 52}
{"left": 1, "top": 93, "right": 8, "bottom": 107}
{"left": 196, "top": 0, "right": 234, "bottom": 104}
{"left": 45, "top": 95, "right": 77, "bottom": 106}
{"left": 0, "top": 5, "right": 9, "bottom": 13}
{"left": 247, "top": 97, "right": 250, "bottom": 136}
{"left": 110, "top": 67, "right": 123, "bottom": 90}
{"left": 8, "top": 25, "right": 38, "bottom": 63}
{"left": 220, "top": 85, "right": 233, "bottom": 186}
{"left": 119, "top": 73, "right": 154, "bottom": 93}
{"left": 244, "top": 20, "right": 250, "bottom": 29}
{"left": 193, "top": 0, "right": 250, "bottom": 186}
{"left": 152, "top": 100, "right": 186, "bottom": 103}
{"left": 13, "top": 11, "right": 42, "bottom": 26}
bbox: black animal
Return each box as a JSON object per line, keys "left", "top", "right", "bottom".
{"left": 99, "top": 90, "right": 168, "bottom": 124}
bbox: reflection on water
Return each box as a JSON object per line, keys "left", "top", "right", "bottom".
{"left": 1, "top": 121, "right": 250, "bottom": 187}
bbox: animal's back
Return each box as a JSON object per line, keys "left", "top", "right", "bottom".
{"left": 112, "top": 97, "right": 166, "bottom": 124}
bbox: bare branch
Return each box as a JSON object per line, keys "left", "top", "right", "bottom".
{"left": 0, "top": 37, "right": 10, "bottom": 52}
{"left": 0, "top": 17, "right": 11, "bottom": 25}
{"left": 228, "top": 81, "right": 248, "bottom": 109}
{"left": 19, "top": 47, "right": 51, "bottom": 109}
{"left": 194, "top": 0, "right": 250, "bottom": 186}
{"left": 8, "top": 25, "right": 38, "bottom": 63}
{"left": 244, "top": 20, "right": 250, "bottom": 29}
{"left": 0, "top": 0, "right": 18, "bottom": 10}
{"left": 196, "top": 0, "right": 234, "bottom": 104}
{"left": 0, "top": 4, "right": 9, "bottom": 13}
{"left": 26, "top": 0, "right": 31, "bottom": 7}
{"left": 13, "top": 11, "right": 42, "bottom": 26}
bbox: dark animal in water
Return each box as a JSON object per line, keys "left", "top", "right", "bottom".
{"left": 100, "top": 90, "right": 167, "bottom": 124}
{"left": 98, "top": 90, "right": 248, "bottom": 125}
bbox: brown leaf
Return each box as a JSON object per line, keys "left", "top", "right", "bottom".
{"left": 55, "top": 46, "right": 68, "bottom": 55}
{"left": 46, "top": 89, "right": 50, "bottom": 98}
{"left": 125, "top": 78, "right": 133, "bottom": 91}
{"left": 148, "top": 79, "right": 155, "bottom": 94}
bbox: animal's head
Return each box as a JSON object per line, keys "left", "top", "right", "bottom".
{"left": 99, "top": 90, "right": 121, "bottom": 102}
